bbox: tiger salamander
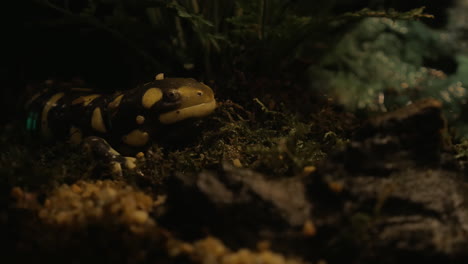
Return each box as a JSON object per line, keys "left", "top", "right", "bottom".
{"left": 25, "top": 73, "right": 216, "bottom": 174}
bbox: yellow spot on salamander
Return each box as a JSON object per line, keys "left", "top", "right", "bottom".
{"left": 91, "top": 107, "right": 107, "bottom": 133}
{"left": 155, "top": 73, "right": 164, "bottom": 80}
{"left": 122, "top": 129, "right": 149, "bottom": 147}
{"left": 136, "top": 115, "right": 145, "bottom": 125}
{"left": 41, "top": 92, "right": 65, "bottom": 137}
{"left": 142, "top": 88, "right": 162, "bottom": 109}
{"left": 69, "top": 126, "right": 83, "bottom": 145}
{"left": 125, "top": 157, "right": 137, "bottom": 169}
{"left": 72, "top": 94, "right": 101, "bottom": 106}
{"left": 108, "top": 94, "right": 124, "bottom": 110}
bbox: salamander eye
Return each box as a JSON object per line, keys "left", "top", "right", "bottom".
{"left": 164, "top": 89, "right": 180, "bottom": 102}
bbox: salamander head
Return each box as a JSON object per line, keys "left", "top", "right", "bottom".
{"left": 140, "top": 74, "right": 216, "bottom": 124}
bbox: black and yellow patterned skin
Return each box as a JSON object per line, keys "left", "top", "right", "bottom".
{"left": 25, "top": 74, "right": 216, "bottom": 174}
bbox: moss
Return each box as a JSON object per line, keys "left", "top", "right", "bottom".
{"left": 307, "top": 15, "right": 468, "bottom": 138}
{"left": 0, "top": 136, "right": 92, "bottom": 191}
{"left": 117, "top": 97, "right": 352, "bottom": 187}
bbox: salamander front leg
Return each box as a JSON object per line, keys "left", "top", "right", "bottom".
{"left": 82, "top": 136, "right": 138, "bottom": 177}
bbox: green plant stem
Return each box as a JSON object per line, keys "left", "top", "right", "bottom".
{"left": 191, "top": 0, "right": 200, "bottom": 13}
{"left": 259, "top": 0, "right": 267, "bottom": 40}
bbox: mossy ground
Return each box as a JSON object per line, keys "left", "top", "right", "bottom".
{"left": 0, "top": 75, "right": 358, "bottom": 263}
